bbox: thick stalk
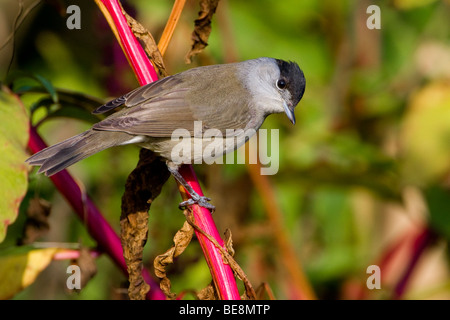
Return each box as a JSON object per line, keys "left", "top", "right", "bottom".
{"left": 97, "top": 0, "right": 240, "bottom": 300}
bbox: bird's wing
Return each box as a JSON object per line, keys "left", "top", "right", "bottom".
{"left": 92, "top": 76, "right": 182, "bottom": 114}
{"left": 92, "top": 67, "right": 254, "bottom": 137}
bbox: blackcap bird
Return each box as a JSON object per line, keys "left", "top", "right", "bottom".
{"left": 26, "top": 57, "right": 306, "bottom": 211}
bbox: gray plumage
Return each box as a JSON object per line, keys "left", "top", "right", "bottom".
{"left": 27, "top": 130, "right": 134, "bottom": 176}
{"left": 26, "top": 58, "right": 305, "bottom": 179}
{"left": 91, "top": 63, "right": 256, "bottom": 136}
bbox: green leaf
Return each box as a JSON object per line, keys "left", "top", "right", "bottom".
{"left": 7, "top": 72, "right": 59, "bottom": 104}
{"left": 31, "top": 74, "right": 59, "bottom": 103}
{"left": 424, "top": 186, "right": 450, "bottom": 241}
{"left": 0, "top": 86, "right": 29, "bottom": 243}
{"left": 22, "top": 87, "right": 105, "bottom": 125}
{"left": 0, "top": 246, "right": 60, "bottom": 299}
{"left": 44, "top": 105, "right": 101, "bottom": 124}
{"left": 400, "top": 81, "right": 450, "bottom": 186}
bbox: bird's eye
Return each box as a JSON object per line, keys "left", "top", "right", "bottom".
{"left": 277, "top": 79, "right": 287, "bottom": 90}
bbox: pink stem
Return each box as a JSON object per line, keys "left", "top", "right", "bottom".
{"left": 99, "top": 0, "right": 240, "bottom": 299}
{"left": 28, "top": 126, "right": 166, "bottom": 300}
{"left": 99, "top": 0, "right": 158, "bottom": 85}
{"left": 179, "top": 165, "right": 241, "bottom": 300}
{"left": 392, "top": 228, "right": 435, "bottom": 299}
{"left": 53, "top": 249, "right": 102, "bottom": 261}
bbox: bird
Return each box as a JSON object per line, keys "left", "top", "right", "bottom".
{"left": 26, "top": 57, "right": 306, "bottom": 211}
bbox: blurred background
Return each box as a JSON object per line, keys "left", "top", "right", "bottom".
{"left": 1, "top": 0, "right": 450, "bottom": 299}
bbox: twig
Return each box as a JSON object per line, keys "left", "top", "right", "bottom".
{"left": 184, "top": 209, "right": 257, "bottom": 300}
{"left": 158, "top": 0, "right": 187, "bottom": 56}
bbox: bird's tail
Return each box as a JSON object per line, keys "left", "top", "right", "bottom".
{"left": 26, "top": 130, "right": 132, "bottom": 176}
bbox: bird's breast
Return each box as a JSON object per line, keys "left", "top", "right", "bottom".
{"left": 141, "top": 128, "right": 257, "bottom": 165}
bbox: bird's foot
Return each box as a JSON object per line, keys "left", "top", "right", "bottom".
{"left": 179, "top": 195, "right": 215, "bottom": 212}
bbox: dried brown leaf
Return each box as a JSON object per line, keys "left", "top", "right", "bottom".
{"left": 255, "top": 282, "right": 276, "bottom": 300}
{"left": 185, "top": 0, "right": 221, "bottom": 64}
{"left": 122, "top": 9, "right": 168, "bottom": 77}
{"left": 184, "top": 211, "right": 257, "bottom": 300}
{"left": 154, "top": 219, "right": 194, "bottom": 299}
{"left": 223, "top": 228, "right": 235, "bottom": 257}
{"left": 69, "top": 247, "right": 97, "bottom": 291}
{"left": 196, "top": 282, "right": 218, "bottom": 300}
{"left": 18, "top": 198, "right": 51, "bottom": 245}
{"left": 121, "top": 149, "right": 170, "bottom": 300}
{"left": 120, "top": 210, "right": 150, "bottom": 300}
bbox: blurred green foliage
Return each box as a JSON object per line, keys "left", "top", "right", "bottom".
{"left": 0, "top": 0, "right": 450, "bottom": 299}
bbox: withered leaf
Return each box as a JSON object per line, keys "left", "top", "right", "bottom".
{"left": 120, "top": 209, "right": 150, "bottom": 300}
{"left": 196, "top": 282, "right": 218, "bottom": 300}
{"left": 18, "top": 198, "right": 51, "bottom": 245}
{"left": 69, "top": 247, "right": 97, "bottom": 291}
{"left": 255, "top": 282, "right": 276, "bottom": 300}
{"left": 185, "top": 0, "right": 221, "bottom": 64}
{"left": 154, "top": 219, "right": 194, "bottom": 299}
{"left": 121, "top": 149, "right": 170, "bottom": 300}
{"left": 184, "top": 211, "right": 257, "bottom": 300}
{"left": 122, "top": 8, "right": 168, "bottom": 77}
{"left": 224, "top": 228, "right": 235, "bottom": 257}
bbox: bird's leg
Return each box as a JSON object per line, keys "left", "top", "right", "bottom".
{"left": 166, "top": 162, "right": 215, "bottom": 212}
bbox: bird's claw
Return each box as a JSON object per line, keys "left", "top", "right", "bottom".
{"left": 179, "top": 195, "right": 215, "bottom": 212}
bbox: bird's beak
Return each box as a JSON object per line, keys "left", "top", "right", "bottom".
{"left": 283, "top": 101, "right": 296, "bottom": 125}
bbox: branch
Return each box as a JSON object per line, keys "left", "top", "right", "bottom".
{"left": 95, "top": 0, "right": 240, "bottom": 300}
{"left": 392, "top": 228, "right": 436, "bottom": 299}
{"left": 158, "top": 0, "right": 187, "bottom": 56}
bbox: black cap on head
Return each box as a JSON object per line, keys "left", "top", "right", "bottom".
{"left": 275, "top": 59, "right": 306, "bottom": 107}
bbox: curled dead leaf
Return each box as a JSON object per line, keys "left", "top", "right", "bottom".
{"left": 255, "top": 282, "right": 276, "bottom": 300}
{"left": 154, "top": 219, "right": 194, "bottom": 299}
{"left": 123, "top": 9, "right": 168, "bottom": 77}
{"left": 224, "top": 228, "right": 235, "bottom": 257}
{"left": 183, "top": 211, "right": 257, "bottom": 300}
{"left": 185, "top": 0, "right": 221, "bottom": 64}
{"left": 196, "top": 282, "right": 218, "bottom": 300}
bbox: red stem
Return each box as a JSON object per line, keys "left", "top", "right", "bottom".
{"left": 178, "top": 165, "right": 241, "bottom": 299}
{"left": 392, "top": 228, "right": 435, "bottom": 299}
{"left": 98, "top": 0, "right": 240, "bottom": 299}
{"left": 99, "top": 0, "right": 159, "bottom": 84}
{"left": 28, "top": 126, "right": 165, "bottom": 300}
